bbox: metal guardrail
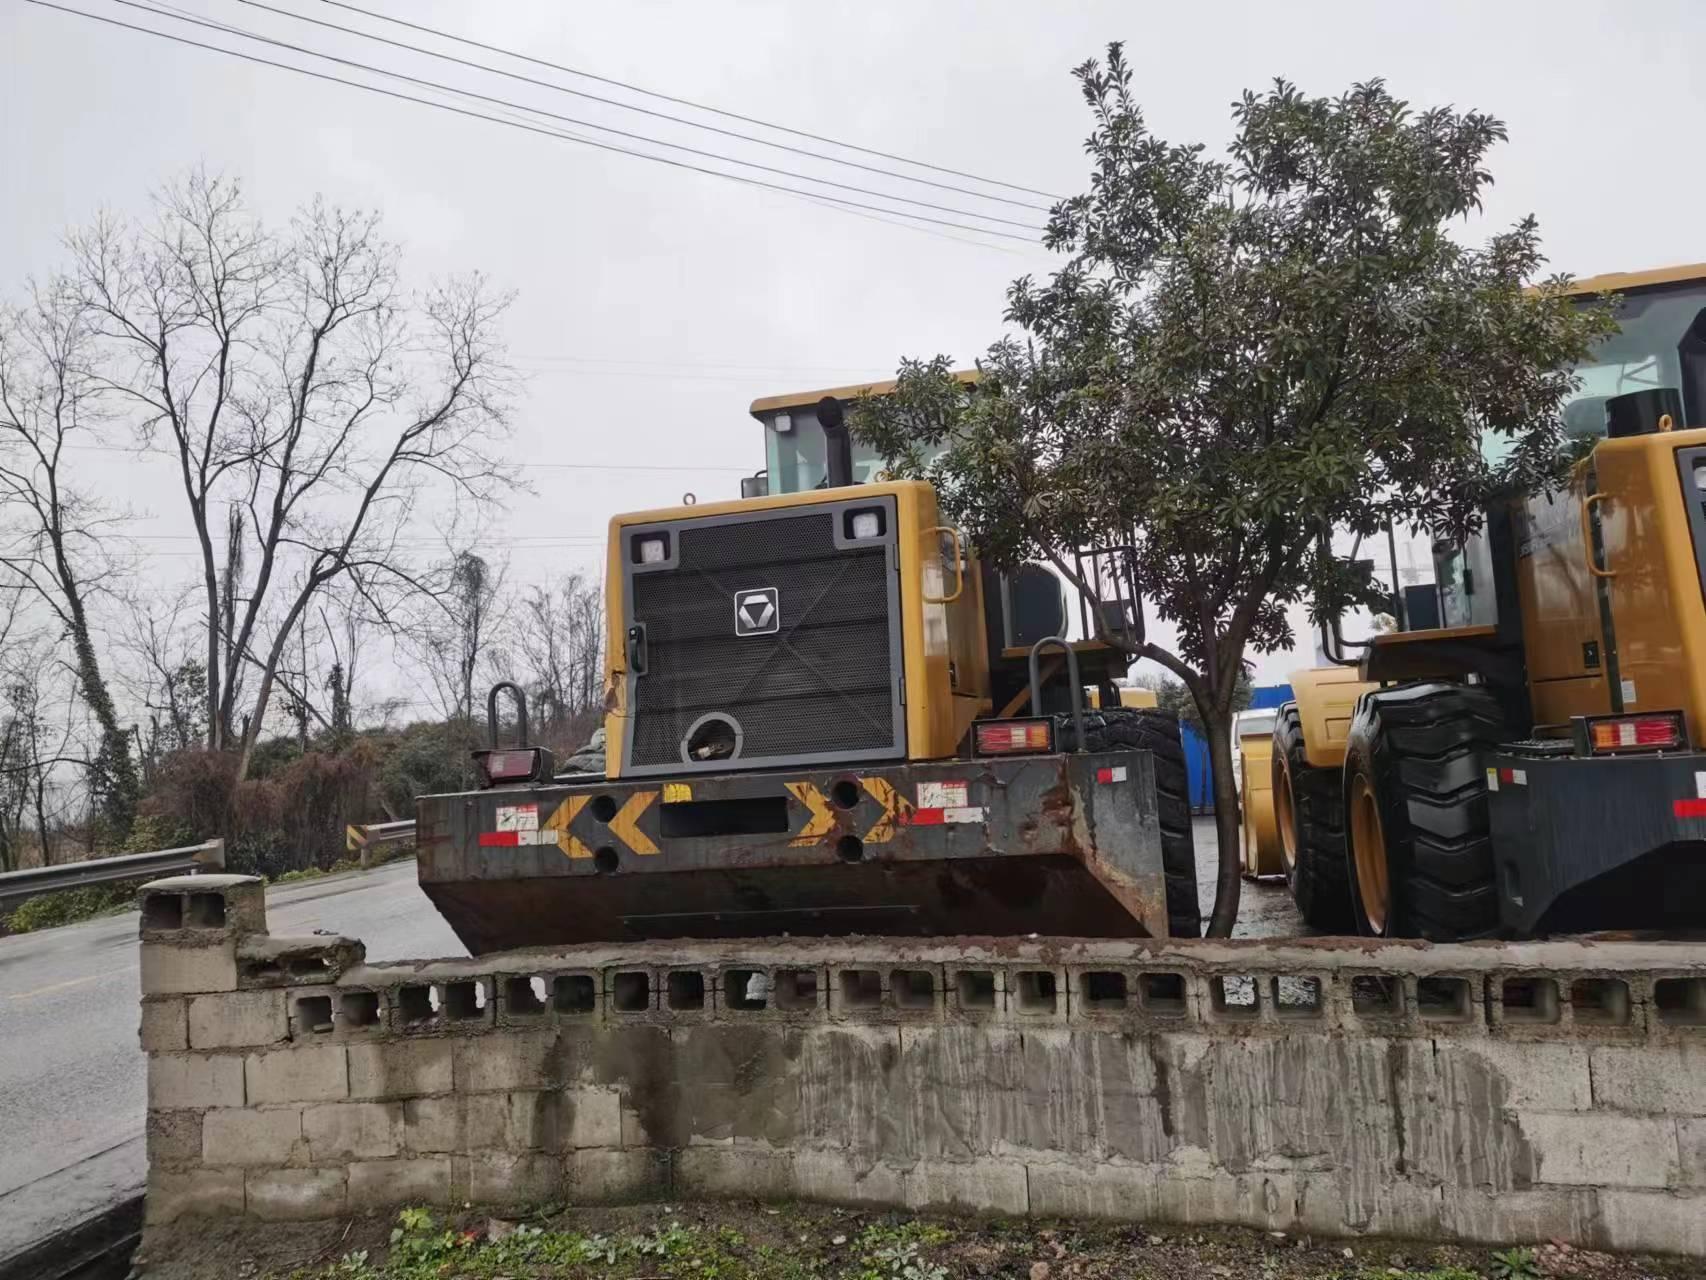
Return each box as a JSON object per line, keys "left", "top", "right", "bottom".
{"left": 345, "top": 819, "right": 416, "bottom": 868}
{"left": 0, "top": 839, "right": 224, "bottom": 913}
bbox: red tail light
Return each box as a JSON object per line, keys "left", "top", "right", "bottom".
{"left": 1585, "top": 712, "right": 1686, "bottom": 754}
{"left": 973, "top": 718, "right": 1055, "bottom": 756}
{"left": 476, "top": 747, "right": 553, "bottom": 786}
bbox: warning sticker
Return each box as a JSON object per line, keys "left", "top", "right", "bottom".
{"left": 496, "top": 803, "right": 539, "bottom": 832}
{"left": 917, "top": 780, "right": 969, "bottom": 809}
{"left": 663, "top": 782, "right": 693, "bottom": 804}
{"left": 1621, "top": 678, "right": 1638, "bottom": 705}
{"left": 1485, "top": 767, "right": 1500, "bottom": 792}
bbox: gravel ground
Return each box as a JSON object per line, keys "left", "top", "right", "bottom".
{"left": 133, "top": 1199, "right": 1705, "bottom": 1280}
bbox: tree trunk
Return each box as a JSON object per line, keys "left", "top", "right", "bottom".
{"left": 1199, "top": 704, "right": 1243, "bottom": 938}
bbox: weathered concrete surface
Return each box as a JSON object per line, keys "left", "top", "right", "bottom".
{"left": 135, "top": 876, "right": 1706, "bottom": 1256}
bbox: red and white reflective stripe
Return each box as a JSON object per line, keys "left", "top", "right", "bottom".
{"left": 907, "top": 806, "right": 984, "bottom": 826}
{"left": 1095, "top": 766, "right": 1128, "bottom": 784}
{"left": 1676, "top": 799, "right": 1706, "bottom": 819}
{"left": 479, "top": 830, "right": 557, "bottom": 847}
{"left": 1496, "top": 767, "right": 1527, "bottom": 787}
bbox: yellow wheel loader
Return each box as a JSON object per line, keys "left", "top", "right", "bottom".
{"left": 1274, "top": 264, "right": 1706, "bottom": 939}
{"left": 415, "top": 380, "right": 1201, "bottom": 954}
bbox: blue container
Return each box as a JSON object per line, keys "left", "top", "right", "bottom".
{"left": 1182, "top": 683, "right": 1294, "bottom": 813}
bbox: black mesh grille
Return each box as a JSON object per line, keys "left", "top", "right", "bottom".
{"left": 628, "top": 510, "right": 898, "bottom": 768}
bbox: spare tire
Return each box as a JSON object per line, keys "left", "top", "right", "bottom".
{"left": 1060, "top": 708, "right": 1201, "bottom": 938}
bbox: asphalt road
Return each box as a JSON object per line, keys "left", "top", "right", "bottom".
{"left": 0, "top": 817, "right": 1298, "bottom": 1262}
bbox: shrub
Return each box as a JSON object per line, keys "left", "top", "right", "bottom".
{"left": 4, "top": 881, "right": 140, "bottom": 933}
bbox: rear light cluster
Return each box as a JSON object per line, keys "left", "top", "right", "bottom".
{"left": 1583, "top": 712, "right": 1686, "bottom": 754}
{"left": 973, "top": 718, "right": 1054, "bottom": 756}
{"left": 474, "top": 747, "right": 555, "bottom": 786}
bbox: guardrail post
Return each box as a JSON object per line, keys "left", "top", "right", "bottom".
{"left": 196, "top": 838, "right": 225, "bottom": 872}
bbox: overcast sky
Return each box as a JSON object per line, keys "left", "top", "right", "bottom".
{"left": 5, "top": 0, "right": 1705, "bottom": 702}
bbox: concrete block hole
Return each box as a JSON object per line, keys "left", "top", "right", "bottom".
{"left": 839, "top": 969, "right": 882, "bottom": 1009}
{"left": 505, "top": 976, "right": 549, "bottom": 1017}
{"left": 1417, "top": 976, "right": 1475, "bottom": 1023}
{"left": 1570, "top": 977, "right": 1631, "bottom": 1026}
{"left": 1139, "top": 972, "right": 1187, "bottom": 1015}
{"left": 1501, "top": 976, "right": 1560, "bottom": 1024}
{"left": 294, "top": 994, "right": 334, "bottom": 1035}
{"left": 186, "top": 893, "right": 226, "bottom": 929}
{"left": 1272, "top": 975, "right": 1323, "bottom": 1018}
{"left": 774, "top": 968, "right": 819, "bottom": 1011}
{"left": 1654, "top": 976, "right": 1706, "bottom": 1026}
{"left": 553, "top": 975, "right": 596, "bottom": 1015}
{"left": 287, "top": 955, "right": 334, "bottom": 981}
{"left": 723, "top": 969, "right": 767, "bottom": 1011}
{"left": 612, "top": 971, "right": 651, "bottom": 1012}
{"left": 141, "top": 894, "right": 183, "bottom": 931}
{"left": 1211, "top": 975, "right": 1260, "bottom": 1018}
{"left": 340, "top": 990, "right": 381, "bottom": 1030}
{"left": 398, "top": 984, "right": 439, "bottom": 1026}
{"left": 1081, "top": 971, "right": 1127, "bottom": 1011}
{"left": 955, "top": 969, "right": 997, "bottom": 1010}
{"left": 443, "top": 980, "right": 487, "bottom": 1020}
{"left": 1350, "top": 974, "right": 1402, "bottom": 1017}
{"left": 1014, "top": 970, "right": 1058, "bottom": 1013}
{"left": 890, "top": 968, "right": 935, "bottom": 1009}
{"left": 667, "top": 971, "right": 706, "bottom": 1011}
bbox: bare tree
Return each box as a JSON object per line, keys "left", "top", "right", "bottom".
{"left": 118, "top": 592, "right": 209, "bottom": 785}
{"left": 515, "top": 571, "right": 604, "bottom": 750}
{"left": 70, "top": 171, "right": 516, "bottom": 783}
{"left": 411, "top": 549, "right": 510, "bottom": 729}
{"left": 0, "top": 278, "right": 139, "bottom": 836}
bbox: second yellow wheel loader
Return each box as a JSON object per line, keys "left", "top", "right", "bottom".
{"left": 1275, "top": 264, "right": 1706, "bottom": 940}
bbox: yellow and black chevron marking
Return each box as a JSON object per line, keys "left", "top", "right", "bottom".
{"left": 785, "top": 781, "right": 836, "bottom": 846}
{"left": 859, "top": 776, "right": 914, "bottom": 844}
{"left": 345, "top": 825, "right": 366, "bottom": 853}
{"left": 539, "top": 790, "right": 660, "bottom": 858}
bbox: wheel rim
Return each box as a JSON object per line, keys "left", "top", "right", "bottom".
{"left": 1348, "top": 770, "right": 1389, "bottom": 934}
{"left": 1275, "top": 754, "right": 1298, "bottom": 873}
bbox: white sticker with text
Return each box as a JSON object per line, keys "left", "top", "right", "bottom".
{"left": 496, "top": 803, "right": 539, "bottom": 832}
{"left": 918, "top": 780, "right": 969, "bottom": 809}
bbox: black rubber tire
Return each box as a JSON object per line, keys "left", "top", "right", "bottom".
{"left": 1342, "top": 682, "right": 1508, "bottom": 941}
{"left": 1062, "top": 708, "right": 1201, "bottom": 938}
{"left": 1271, "top": 703, "right": 1356, "bottom": 932}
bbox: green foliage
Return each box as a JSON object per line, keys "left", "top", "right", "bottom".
{"left": 1142, "top": 670, "right": 1252, "bottom": 734}
{"left": 853, "top": 48, "right": 1614, "bottom": 720}
{"left": 377, "top": 720, "right": 478, "bottom": 816}
{"left": 121, "top": 812, "right": 195, "bottom": 855}
{"left": 1489, "top": 1246, "right": 1540, "bottom": 1280}
{"left": 3, "top": 880, "right": 139, "bottom": 933}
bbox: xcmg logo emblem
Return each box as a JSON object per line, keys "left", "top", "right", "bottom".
{"left": 734, "top": 587, "right": 779, "bottom": 636}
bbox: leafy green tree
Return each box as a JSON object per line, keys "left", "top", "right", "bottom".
{"left": 1137, "top": 671, "right": 1251, "bottom": 737}
{"left": 854, "top": 48, "right": 1612, "bottom": 934}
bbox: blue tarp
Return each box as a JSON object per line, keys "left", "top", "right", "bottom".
{"left": 1182, "top": 683, "right": 1294, "bottom": 813}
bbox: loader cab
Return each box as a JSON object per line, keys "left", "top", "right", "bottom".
{"left": 746, "top": 372, "right": 978, "bottom": 497}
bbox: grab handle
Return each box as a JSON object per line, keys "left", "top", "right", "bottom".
{"left": 1580, "top": 491, "right": 1617, "bottom": 579}
{"left": 923, "top": 526, "right": 964, "bottom": 603}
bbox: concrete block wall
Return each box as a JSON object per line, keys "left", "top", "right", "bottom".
{"left": 137, "top": 875, "right": 1706, "bottom": 1255}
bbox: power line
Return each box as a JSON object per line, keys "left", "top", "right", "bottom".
{"left": 233, "top": 0, "right": 1053, "bottom": 214}
{"left": 321, "top": 0, "right": 1064, "bottom": 203}
{"left": 29, "top": 0, "right": 1040, "bottom": 244}
{"left": 105, "top": 0, "right": 1046, "bottom": 233}
{"left": 0, "top": 441, "right": 752, "bottom": 471}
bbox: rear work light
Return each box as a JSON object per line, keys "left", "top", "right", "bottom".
{"left": 1583, "top": 711, "right": 1686, "bottom": 754}
{"left": 475, "top": 747, "right": 554, "bottom": 787}
{"left": 973, "top": 717, "right": 1055, "bottom": 756}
